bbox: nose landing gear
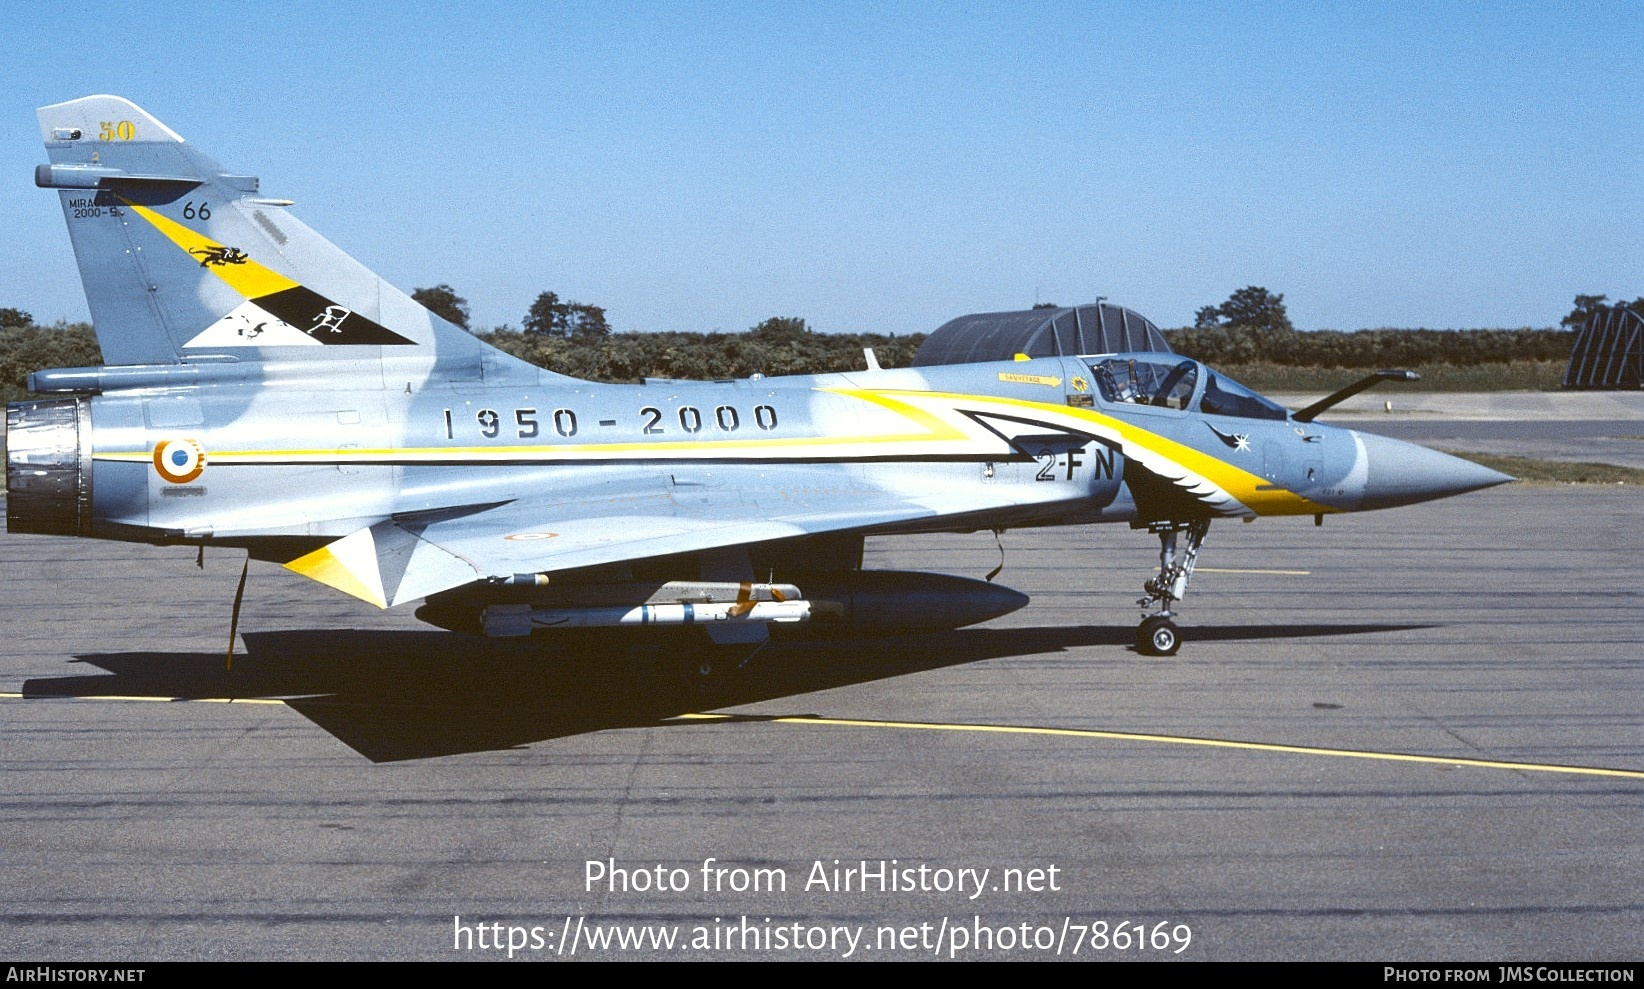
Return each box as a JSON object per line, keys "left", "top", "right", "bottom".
{"left": 1136, "top": 518, "right": 1209, "bottom": 656}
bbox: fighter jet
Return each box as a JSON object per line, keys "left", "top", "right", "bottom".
{"left": 8, "top": 95, "right": 1509, "bottom": 663}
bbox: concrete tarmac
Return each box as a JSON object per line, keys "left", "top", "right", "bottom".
{"left": 1, "top": 463, "right": 1640, "bottom": 960}
{"left": 1276, "top": 390, "right": 1644, "bottom": 469}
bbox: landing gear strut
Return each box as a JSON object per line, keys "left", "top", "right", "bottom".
{"left": 1136, "top": 518, "right": 1210, "bottom": 656}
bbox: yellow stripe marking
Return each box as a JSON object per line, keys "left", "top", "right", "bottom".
{"left": 78, "top": 394, "right": 1146, "bottom": 464}
{"left": 124, "top": 201, "right": 301, "bottom": 299}
{"left": 1198, "top": 567, "right": 1312, "bottom": 575}
{"left": 0, "top": 692, "right": 287, "bottom": 705}
{"left": 894, "top": 388, "right": 1335, "bottom": 517}
{"left": 94, "top": 391, "right": 976, "bottom": 463}
{"left": 670, "top": 713, "right": 1644, "bottom": 780}
{"left": 819, "top": 388, "right": 975, "bottom": 445}
{"left": 997, "top": 372, "right": 1062, "bottom": 387}
{"left": 94, "top": 383, "right": 1333, "bottom": 517}
{"left": 6, "top": 695, "right": 1627, "bottom": 778}
{"left": 94, "top": 431, "right": 951, "bottom": 460}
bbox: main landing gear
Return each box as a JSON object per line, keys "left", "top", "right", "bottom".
{"left": 1135, "top": 518, "right": 1210, "bottom": 656}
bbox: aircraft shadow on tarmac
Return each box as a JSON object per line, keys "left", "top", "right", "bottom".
{"left": 29, "top": 622, "right": 1424, "bottom": 762}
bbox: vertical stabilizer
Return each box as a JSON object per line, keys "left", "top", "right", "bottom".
{"left": 36, "top": 95, "right": 519, "bottom": 380}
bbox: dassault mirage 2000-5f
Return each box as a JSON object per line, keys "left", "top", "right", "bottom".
{"left": 8, "top": 96, "right": 1509, "bottom": 664}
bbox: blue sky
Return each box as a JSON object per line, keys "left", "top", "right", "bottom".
{"left": 1, "top": 1, "right": 1638, "bottom": 335}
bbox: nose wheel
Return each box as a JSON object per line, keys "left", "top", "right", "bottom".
{"left": 1136, "top": 518, "right": 1209, "bottom": 656}
{"left": 1136, "top": 614, "right": 1181, "bottom": 656}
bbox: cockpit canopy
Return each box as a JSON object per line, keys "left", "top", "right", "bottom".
{"left": 1085, "top": 354, "right": 1290, "bottom": 421}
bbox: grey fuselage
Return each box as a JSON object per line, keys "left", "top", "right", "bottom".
{"left": 21, "top": 351, "right": 1440, "bottom": 558}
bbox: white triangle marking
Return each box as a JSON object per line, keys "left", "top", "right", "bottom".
{"left": 182, "top": 301, "right": 323, "bottom": 348}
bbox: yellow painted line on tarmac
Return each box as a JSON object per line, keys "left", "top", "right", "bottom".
{"left": 671, "top": 713, "right": 1644, "bottom": 780}
{"left": 0, "top": 692, "right": 287, "bottom": 705}
{"left": 1197, "top": 567, "right": 1311, "bottom": 575}
{"left": 10, "top": 694, "right": 1637, "bottom": 779}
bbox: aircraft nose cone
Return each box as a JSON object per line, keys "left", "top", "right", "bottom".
{"left": 1353, "top": 431, "right": 1514, "bottom": 510}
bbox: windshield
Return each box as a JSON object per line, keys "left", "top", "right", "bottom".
{"left": 1198, "top": 370, "right": 1289, "bottom": 420}
{"left": 1087, "top": 356, "right": 1199, "bottom": 410}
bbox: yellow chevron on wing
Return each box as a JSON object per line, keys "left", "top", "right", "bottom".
{"left": 282, "top": 528, "right": 388, "bottom": 608}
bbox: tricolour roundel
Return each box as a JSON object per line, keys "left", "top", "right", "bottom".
{"left": 152, "top": 438, "right": 207, "bottom": 483}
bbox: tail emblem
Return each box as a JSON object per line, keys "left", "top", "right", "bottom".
{"left": 124, "top": 200, "right": 415, "bottom": 348}
{"left": 310, "top": 305, "right": 352, "bottom": 335}
{"left": 189, "top": 245, "right": 250, "bottom": 267}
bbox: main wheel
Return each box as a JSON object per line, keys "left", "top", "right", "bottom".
{"left": 1136, "top": 616, "right": 1181, "bottom": 656}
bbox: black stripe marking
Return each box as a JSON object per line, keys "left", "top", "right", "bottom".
{"left": 255, "top": 286, "right": 414, "bottom": 345}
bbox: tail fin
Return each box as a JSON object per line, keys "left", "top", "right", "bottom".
{"left": 37, "top": 95, "right": 504, "bottom": 376}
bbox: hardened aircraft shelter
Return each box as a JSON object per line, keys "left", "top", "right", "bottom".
{"left": 912, "top": 303, "right": 1170, "bottom": 367}
{"left": 1564, "top": 305, "right": 1643, "bottom": 389}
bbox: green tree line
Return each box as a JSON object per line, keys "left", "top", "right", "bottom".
{"left": 1162, "top": 324, "right": 1572, "bottom": 368}
{"left": 0, "top": 312, "right": 101, "bottom": 402}
{"left": 0, "top": 289, "right": 1596, "bottom": 402}
{"left": 479, "top": 324, "right": 923, "bottom": 381}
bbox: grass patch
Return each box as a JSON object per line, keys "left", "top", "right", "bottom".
{"left": 1438, "top": 451, "right": 1644, "bottom": 486}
